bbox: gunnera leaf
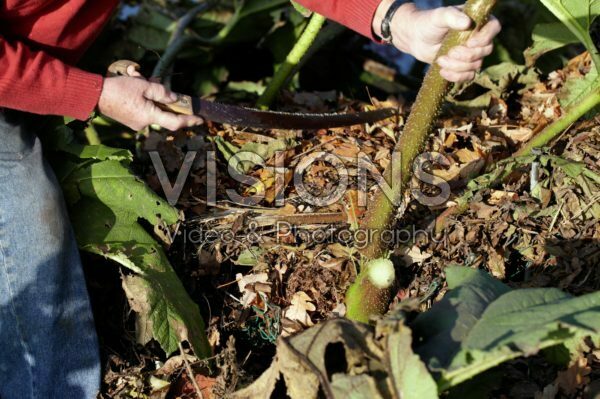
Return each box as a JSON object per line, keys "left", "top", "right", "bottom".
{"left": 411, "top": 267, "right": 600, "bottom": 391}
{"left": 58, "top": 143, "right": 210, "bottom": 357}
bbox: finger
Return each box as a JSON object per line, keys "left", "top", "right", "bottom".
{"left": 440, "top": 68, "right": 476, "bottom": 83}
{"left": 153, "top": 110, "right": 190, "bottom": 131}
{"left": 126, "top": 65, "right": 144, "bottom": 79}
{"left": 181, "top": 115, "right": 204, "bottom": 126}
{"left": 467, "top": 17, "right": 502, "bottom": 47}
{"left": 414, "top": 44, "right": 442, "bottom": 64}
{"left": 432, "top": 6, "right": 472, "bottom": 31}
{"left": 143, "top": 82, "right": 178, "bottom": 104}
{"left": 438, "top": 55, "right": 482, "bottom": 73}
{"left": 153, "top": 110, "right": 203, "bottom": 131}
{"left": 447, "top": 45, "right": 493, "bottom": 62}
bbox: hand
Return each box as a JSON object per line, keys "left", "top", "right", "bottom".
{"left": 97, "top": 75, "right": 203, "bottom": 131}
{"left": 373, "top": 1, "right": 502, "bottom": 83}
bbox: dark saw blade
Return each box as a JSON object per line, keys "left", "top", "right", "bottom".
{"left": 192, "top": 98, "right": 398, "bottom": 129}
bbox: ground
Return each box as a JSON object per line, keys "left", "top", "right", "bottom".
{"left": 68, "top": 2, "right": 600, "bottom": 398}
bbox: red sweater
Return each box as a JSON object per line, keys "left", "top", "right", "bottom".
{"left": 0, "top": 0, "right": 379, "bottom": 120}
{"left": 296, "top": 0, "right": 381, "bottom": 40}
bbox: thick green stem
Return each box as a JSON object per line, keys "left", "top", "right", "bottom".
{"left": 515, "top": 86, "right": 600, "bottom": 156}
{"left": 345, "top": 0, "right": 497, "bottom": 323}
{"left": 256, "top": 13, "right": 326, "bottom": 110}
{"left": 346, "top": 259, "right": 395, "bottom": 323}
{"left": 358, "top": 0, "right": 497, "bottom": 261}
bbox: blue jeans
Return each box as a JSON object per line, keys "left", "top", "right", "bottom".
{"left": 0, "top": 110, "right": 100, "bottom": 398}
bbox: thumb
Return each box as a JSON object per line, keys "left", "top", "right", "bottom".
{"left": 432, "top": 6, "right": 472, "bottom": 31}
{"left": 143, "top": 82, "right": 178, "bottom": 104}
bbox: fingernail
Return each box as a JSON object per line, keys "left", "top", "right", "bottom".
{"left": 169, "top": 93, "right": 178, "bottom": 101}
{"left": 467, "top": 39, "right": 479, "bottom": 47}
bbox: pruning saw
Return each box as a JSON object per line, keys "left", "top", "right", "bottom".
{"left": 108, "top": 60, "right": 398, "bottom": 130}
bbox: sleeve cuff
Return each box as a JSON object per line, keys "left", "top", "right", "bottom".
{"left": 61, "top": 68, "right": 104, "bottom": 120}
{"left": 348, "top": 0, "right": 387, "bottom": 41}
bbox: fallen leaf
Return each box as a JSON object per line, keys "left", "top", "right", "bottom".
{"left": 499, "top": 125, "right": 534, "bottom": 143}
{"left": 282, "top": 291, "right": 316, "bottom": 335}
{"left": 236, "top": 273, "right": 270, "bottom": 308}
{"left": 396, "top": 245, "right": 432, "bottom": 266}
{"left": 487, "top": 247, "right": 506, "bottom": 279}
{"left": 171, "top": 372, "right": 217, "bottom": 399}
{"left": 488, "top": 190, "right": 519, "bottom": 205}
{"left": 556, "top": 357, "right": 591, "bottom": 396}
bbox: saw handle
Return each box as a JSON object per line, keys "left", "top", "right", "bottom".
{"left": 107, "top": 60, "right": 194, "bottom": 116}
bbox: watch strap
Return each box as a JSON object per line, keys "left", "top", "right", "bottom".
{"left": 380, "top": 0, "right": 407, "bottom": 44}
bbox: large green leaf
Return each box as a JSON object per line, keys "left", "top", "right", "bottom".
{"left": 539, "top": 0, "right": 600, "bottom": 72}
{"left": 127, "top": 5, "right": 175, "bottom": 51}
{"left": 61, "top": 143, "right": 133, "bottom": 162}
{"left": 412, "top": 267, "right": 600, "bottom": 391}
{"left": 524, "top": 22, "right": 578, "bottom": 66}
{"left": 411, "top": 267, "right": 511, "bottom": 369}
{"left": 559, "top": 65, "right": 600, "bottom": 113}
{"left": 64, "top": 160, "right": 179, "bottom": 224}
{"left": 383, "top": 319, "right": 439, "bottom": 399}
{"left": 291, "top": 1, "right": 312, "bottom": 17}
{"left": 57, "top": 142, "right": 210, "bottom": 357}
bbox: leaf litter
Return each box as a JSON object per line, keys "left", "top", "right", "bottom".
{"left": 96, "top": 43, "right": 600, "bottom": 399}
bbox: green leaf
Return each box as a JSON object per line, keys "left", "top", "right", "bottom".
{"left": 212, "top": 136, "right": 297, "bottom": 173}
{"left": 539, "top": 0, "right": 600, "bottom": 72}
{"left": 64, "top": 160, "right": 179, "bottom": 225}
{"left": 122, "top": 255, "right": 209, "bottom": 358}
{"left": 385, "top": 321, "right": 438, "bottom": 399}
{"left": 234, "top": 247, "right": 265, "bottom": 266}
{"left": 128, "top": 24, "right": 171, "bottom": 51}
{"left": 126, "top": 5, "right": 175, "bottom": 51}
{"left": 412, "top": 267, "right": 511, "bottom": 369}
{"left": 415, "top": 267, "right": 600, "bottom": 391}
{"left": 459, "top": 288, "right": 593, "bottom": 350}
{"left": 291, "top": 1, "right": 313, "bottom": 17}
{"left": 57, "top": 148, "right": 210, "bottom": 357}
{"left": 544, "top": 155, "right": 586, "bottom": 178}
{"left": 61, "top": 144, "right": 133, "bottom": 162}
{"left": 558, "top": 67, "right": 600, "bottom": 113}
{"left": 524, "top": 22, "right": 579, "bottom": 66}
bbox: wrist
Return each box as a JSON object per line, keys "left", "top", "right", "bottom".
{"left": 372, "top": 1, "right": 416, "bottom": 52}
{"left": 372, "top": 0, "right": 395, "bottom": 38}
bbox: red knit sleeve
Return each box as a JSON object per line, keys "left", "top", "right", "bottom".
{"left": 0, "top": 34, "right": 103, "bottom": 120}
{"left": 295, "top": 0, "right": 383, "bottom": 40}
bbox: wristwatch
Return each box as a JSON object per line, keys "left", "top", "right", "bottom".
{"left": 380, "top": 0, "right": 408, "bottom": 44}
